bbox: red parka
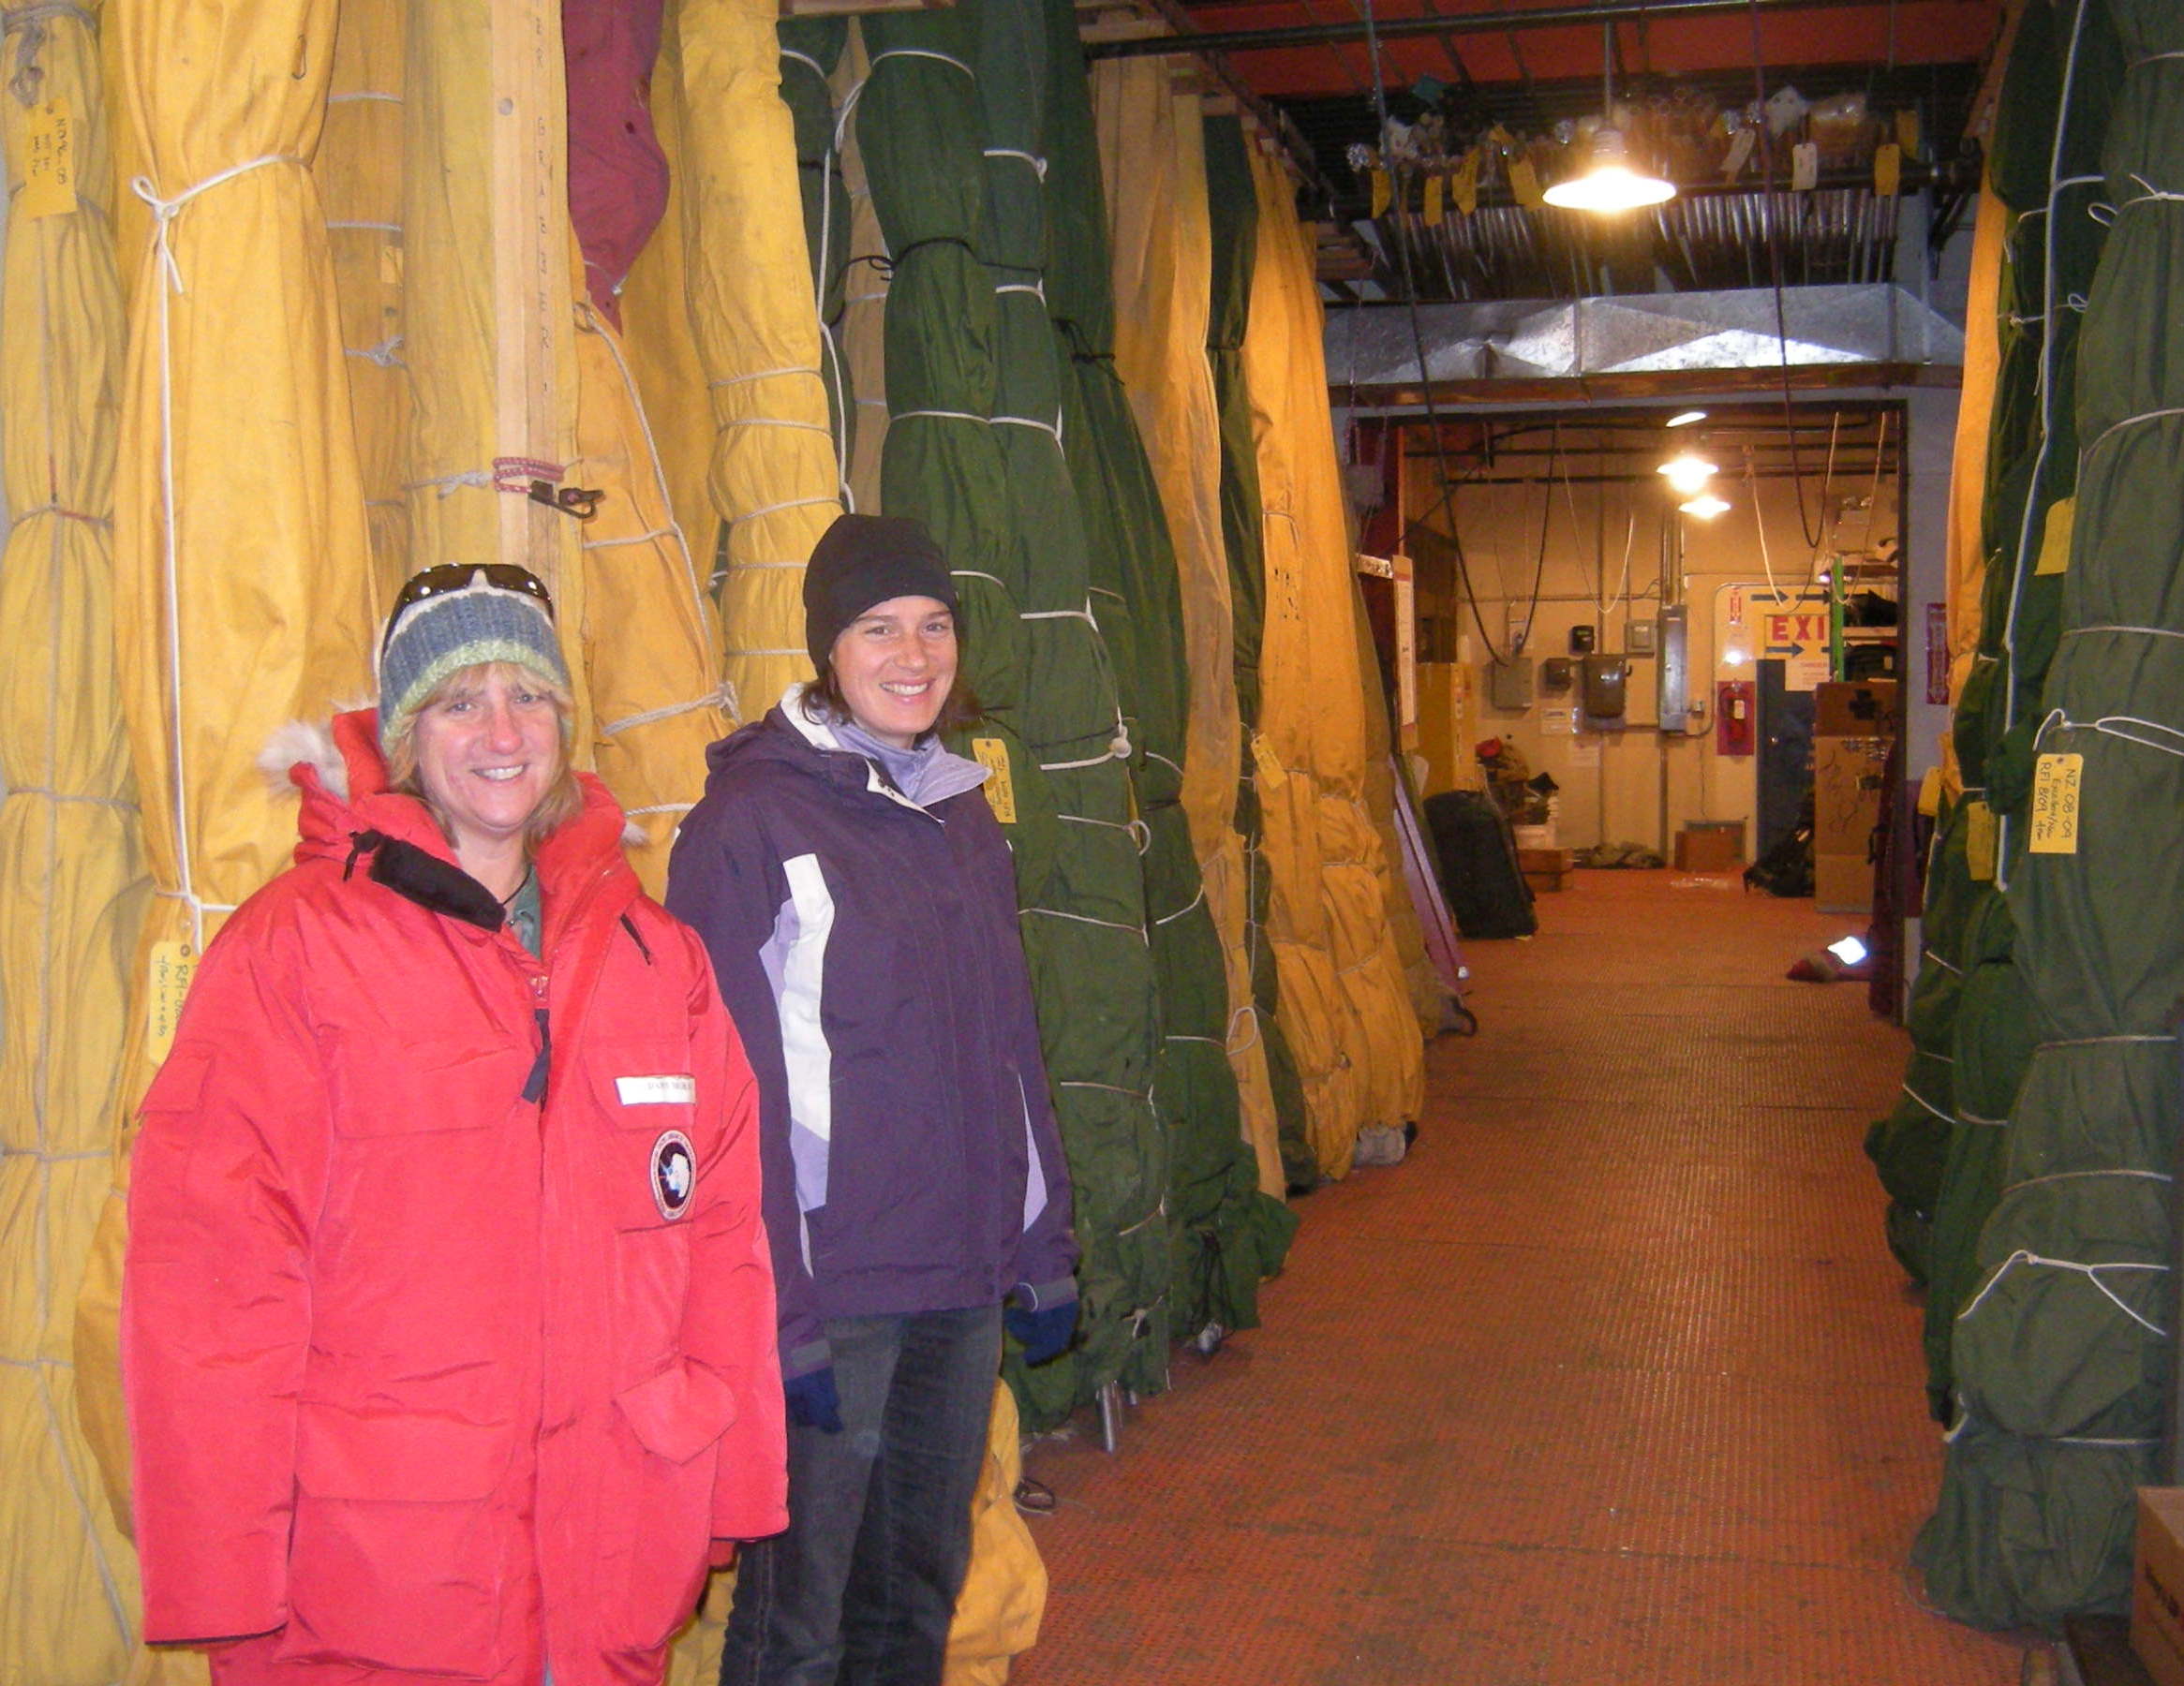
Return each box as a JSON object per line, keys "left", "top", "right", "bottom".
{"left": 122, "top": 712, "right": 787, "bottom": 1685}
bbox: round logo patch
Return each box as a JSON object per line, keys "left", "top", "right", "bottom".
{"left": 650, "top": 1130, "right": 695, "bottom": 1221}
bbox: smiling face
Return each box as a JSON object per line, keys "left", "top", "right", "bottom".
{"left": 409, "top": 663, "right": 565, "bottom": 862}
{"left": 828, "top": 595, "right": 958, "bottom": 748}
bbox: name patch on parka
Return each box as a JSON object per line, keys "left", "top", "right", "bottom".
{"left": 617, "top": 1073, "right": 697, "bottom": 1104}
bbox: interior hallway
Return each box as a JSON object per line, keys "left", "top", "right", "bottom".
{"left": 1014, "top": 869, "right": 2030, "bottom": 1684}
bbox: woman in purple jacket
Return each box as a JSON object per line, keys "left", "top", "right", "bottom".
{"left": 668, "top": 513, "right": 1077, "bottom": 1686}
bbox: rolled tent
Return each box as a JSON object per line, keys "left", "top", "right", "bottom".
{"left": 321, "top": 0, "right": 409, "bottom": 597}
{"left": 660, "top": 0, "right": 840, "bottom": 711}
{"left": 77, "top": 0, "right": 379, "bottom": 1535}
{"left": 1204, "top": 112, "right": 1313, "bottom": 1191}
{"left": 565, "top": 0, "right": 729, "bottom": 889}
{"left": 1914, "top": 0, "right": 2184, "bottom": 1629}
{"left": 778, "top": 21, "right": 852, "bottom": 477}
{"left": 834, "top": 27, "right": 887, "bottom": 517}
{"left": 1241, "top": 139, "right": 1422, "bottom": 1178}
{"left": 1093, "top": 64, "right": 1283, "bottom": 1199}
{"left": 1044, "top": 1, "right": 1294, "bottom": 1342}
{"left": 0, "top": 4, "right": 146, "bottom": 1674}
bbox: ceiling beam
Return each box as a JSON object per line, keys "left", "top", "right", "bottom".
{"left": 1086, "top": 0, "right": 1924, "bottom": 62}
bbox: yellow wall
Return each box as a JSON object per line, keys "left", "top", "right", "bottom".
{"left": 1410, "top": 462, "right": 1900, "bottom": 856}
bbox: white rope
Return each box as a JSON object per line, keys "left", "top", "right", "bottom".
{"left": 1040, "top": 748, "right": 1122, "bottom": 772}
{"left": 408, "top": 468, "right": 493, "bottom": 496}
{"left": 1958, "top": 1250, "right": 2167, "bottom": 1338}
{"left": 1900, "top": 1084, "right": 1952, "bottom": 1124}
{"left": 2, "top": 788, "right": 133, "bottom": 809}
{"left": 327, "top": 90, "right": 401, "bottom": 105}
{"left": 581, "top": 524, "right": 676, "bottom": 552}
{"left": 951, "top": 569, "right": 1007, "bottom": 591}
{"left": 995, "top": 280, "right": 1046, "bottom": 301}
{"left": 728, "top": 493, "right": 836, "bottom": 528}
{"left": 7, "top": 501, "right": 109, "bottom": 526}
{"left": 992, "top": 413, "right": 1062, "bottom": 443}
{"left": 2011, "top": 1168, "right": 2172, "bottom": 1191}
{"left": 2039, "top": 704, "right": 2184, "bottom": 760}
{"left": 2038, "top": 1032, "right": 2179, "bottom": 1050}
{"left": 1153, "top": 885, "right": 1206, "bottom": 926}
{"left": 2064, "top": 624, "right": 2184, "bottom": 643}
{"left": 344, "top": 334, "right": 405, "bottom": 367}
{"left": 1022, "top": 605, "right": 1096, "bottom": 624}
{"left": 1167, "top": 1034, "right": 1225, "bottom": 1047}
{"left": 2083, "top": 407, "right": 2184, "bottom": 461}
{"left": 601, "top": 686, "right": 735, "bottom": 738}
{"left": 869, "top": 47, "right": 972, "bottom": 76}
{"left": 1954, "top": 1110, "right": 2007, "bottom": 1129}
{"left": 1147, "top": 751, "right": 1183, "bottom": 778}
{"left": 2090, "top": 173, "right": 2184, "bottom": 227}
{"left": 721, "top": 558, "right": 809, "bottom": 571}
{"left": 1022, "top": 905, "right": 1146, "bottom": 939}
{"left": 983, "top": 146, "right": 1047, "bottom": 180}
{"left": 326, "top": 218, "right": 400, "bottom": 235}
{"left": 781, "top": 49, "right": 826, "bottom": 81}
{"left": 895, "top": 407, "right": 988, "bottom": 426}
{"left": 132, "top": 156, "right": 299, "bottom": 294}
{"left": 625, "top": 800, "right": 697, "bottom": 819}
{"left": 1059, "top": 1079, "right": 1151, "bottom": 1101}
{"left": 1919, "top": 949, "right": 1963, "bottom": 976}
{"left": 1115, "top": 1198, "right": 1167, "bottom": 1238}
{"left": 721, "top": 416, "right": 833, "bottom": 437}
{"left": 709, "top": 362, "right": 825, "bottom": 389}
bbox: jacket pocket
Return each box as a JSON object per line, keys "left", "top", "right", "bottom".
{"left": 278, "top": 1403, "right": 514, "bottom": 1678}
{"left": 332, "top": 1034, "right": 532, "bottom": 1138}
{"left": 603, "top": 1360, "right": 740, "bottom": 1651}
{"left": 593, "top": 1043, "right": 704, "bottom": 1371}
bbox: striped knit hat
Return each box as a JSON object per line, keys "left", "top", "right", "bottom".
{"left": 377, "top": 565, "right": 572, "bottom": 751}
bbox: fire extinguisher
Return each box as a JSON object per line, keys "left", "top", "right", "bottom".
{"left": 1716, "top": 680, "right": 1756, "bottom": 757}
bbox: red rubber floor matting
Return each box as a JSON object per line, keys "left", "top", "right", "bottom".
{"left": 1013, "top": 869, "right": 2030, "bottom": 1684}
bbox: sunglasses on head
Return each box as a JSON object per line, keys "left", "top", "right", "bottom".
{"left": 384, "top": 564, "right": 556, "bottom": 648}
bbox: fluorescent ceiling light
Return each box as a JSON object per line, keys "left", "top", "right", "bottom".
{"left": 1679, "top": 494, "right": 1731, "bottom": 519}
{"left": 1666, "top": 409, "right": 1708, "bottom": 428}
{"left": 1542, "top": 128, "right": 1676, "bottom": 212}
{"left": 1658, "top": 453, "right": 1717, "bottom": 495}
{"left": 1827, "top": 935, "right": 1869, "bottom": 966}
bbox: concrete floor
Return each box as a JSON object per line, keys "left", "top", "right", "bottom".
{"left": 1013, "top": 868, "right": 2033, "bottom": 1685}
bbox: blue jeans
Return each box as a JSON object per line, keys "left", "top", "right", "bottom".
{"left": 721, "top": 1305, "right": 1003, "bottom": 1686}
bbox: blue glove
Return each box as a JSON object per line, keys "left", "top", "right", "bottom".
{"left": 1004, "top": 1297, "right": 1077, "bottom": 1367}
{"left": 784, "top": 1366, "right": 842, "bottom": 1433}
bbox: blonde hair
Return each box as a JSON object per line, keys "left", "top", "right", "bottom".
{"left": 384, "top": 660, "right": 584, "bottom": 852}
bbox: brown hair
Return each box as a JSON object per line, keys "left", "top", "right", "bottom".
{"left": 384, "top": 660, "right": 584, "bottom": 852}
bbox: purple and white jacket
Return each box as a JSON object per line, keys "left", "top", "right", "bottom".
{"left": 667, "top": 688, "right": 1077, "bottom": 1380}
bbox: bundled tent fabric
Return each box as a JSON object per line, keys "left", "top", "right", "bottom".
{"left": 1915, "top": 0, "right": 2183, "bottom": 1629}
{"left": 0, "top": 6, "right": 147, "bottom": 1675}
{"left": 1204, "top": 112, "right": 1313, "bottom": 1191}
{"left": 858, "top": 0, "right": 1169, "bottom": 1426}
{"left": 565, "top": 0, "right": 730, "bottom": 891}
{"left": 658, "top": 0, "right": 840, "bottom": 711}
{"left": 320, "top": 0, "right": 408, "bottom": 596}
{"left": 1241, "top": 139, "right": 1424, "bottom": 1179}
{"left": 77, "top": 0, "right": 382, "bottom": 1550}
{"left": 833, "top": 32, "right": 889, "bottom": 515}
{"left": 1044, "top": 2, "right": 1294, "bottom": 1344}
{"left": 1092, "top": 63, "right": 1284, "bottom": 1200}
{"left": 778, "top": 21, "right": 853, "bottom": 477}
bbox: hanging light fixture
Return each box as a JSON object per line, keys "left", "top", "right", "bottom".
{"left": 1543, "top": 20, "right": 1676, "bottom": 213}
{"left": 1679, "top": 494, "right": 1731, "bottom": 520}
{"left": 1657, "top": 453, "right": 1718, "bottom": 496}
{"left": 1666, "top": 409, "right": 1708, "bottom": 428}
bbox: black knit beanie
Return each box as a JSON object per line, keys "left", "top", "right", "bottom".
{"left": 804, "top": 513, "right": 959, "bottom": 671}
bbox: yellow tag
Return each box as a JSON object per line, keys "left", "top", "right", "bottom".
{"left": 147, "top": 939, "right": 199, "bottom": 1063}
{"left": 1963, "top": 798, "right": 1998, "bottom": 881}
{"left": 1251, "top": 732, "right": 1288, "bottom": 791}
{"left": 1422, "top": 173, "right": 1444, "bottom": 227}
{"left": 971, "top": 738, "right": 1017, "bottom": 825}
{"left": 2035, "top": 495, "right": 2074, "bottom": 577}
{"left": 2028, "top": 753, "right": 2084, "bottom": 854}
{"left": 1453, "top": 147, "right": 1480, "bottom": 216}
{"left": 1721, "top": 128, "right": 1756, "bottom": 182}
{"left": 1874, "top": 142, "right": 1902, "bottom": 198}
{"left": 1508, "top": 156, "right": 1544, "bottom": 209}
{"left": 21, "top": 96, "right": 76, "bottom": 219}
{"left": 1369, "top": 169, "right": 1390, "bottom": 219}
{"left": 1917, "top": 765, "right": 1943, "bottom": 818}
{"left": 1896, "top": 109, "right": 1922, "bottom": 159}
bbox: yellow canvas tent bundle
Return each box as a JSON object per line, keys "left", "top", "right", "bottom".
{"left": 1241, "top": 140, "right": 1423, "bottom": 1177}
{"left": 0, "top": 5, "right": 146, "bottom": 1678}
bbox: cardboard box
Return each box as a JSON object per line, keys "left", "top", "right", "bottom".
{"left": 1523, "top": 869, "right": 1569, "bottom": 894}
{"left": 1813, "top": 850, "right": 1873, "bottom": 913}
{"left": 1517, "top": 847, "right": 1574, "bottom": 874}
{"left": 2133, "top": 1489, "right": 2184, "bottom": 1686}
{"left": 1813, "top": 735, "right": 1890, "bottom": 857}
{"left": 1814, "top": 677, "right": 1900, "bottom": 736}
{"left": 1673, "top": 824, "right": 1744, "bottom": 872}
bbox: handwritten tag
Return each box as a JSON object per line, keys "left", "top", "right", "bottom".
{"left": 1874, "top": 142, "right": 1902, "bottom": 198}
{"left": 147, "top": 939, "right": 198, "bottom": 1064}
{"left": 2028, "top": 753, "right": 2083, "bottom": 854}
{"left": 1453, "top": 148, "right": 1480, "bottom": 215}
{"left": 1369, "top": 169, "right": 1390, "bottom": 219}
{"left": 1963, "top": 798, "right": 1997, "bottom": 881}
{"left": 1722, "top": 128, "right": 1756, "bottom": 183}
{"left": 971, "top": 737, "right": 1017, "bottom": 825}
{"left": 22, "top": 97, "right": 76, "bottom": 219}
{"left": 1422, "top": 172, "right": 1444, "bottom": 227}
{"left": 1508, "top": 155, "right": 1544, "bottom": 208}
{"left": 1791, "top": 141, "right": 1820, "bottom": 192}
{"left": 1251, "top": 732, "right": 1289, "bottom": 791}
{"left": 1895, "top": 109, "right": 1922, "bottom": 159}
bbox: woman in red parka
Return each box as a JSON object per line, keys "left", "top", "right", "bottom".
{"left": 122, "top": 564, "right": 787, "bottom": 1686}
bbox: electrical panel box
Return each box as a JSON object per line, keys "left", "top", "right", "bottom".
{"left": 1539, "top": 657, "right": 1574, "bottom": 693}
{"left": 1656, "top": 607, "right": 1689, "bottom": 732}
{"left": 1716, "top": 679, "right": 1757, "bottom": 756}
{"left": 1568, "top": 624, "right": 1597, "bottom": 655}
{"left": 1487, "top": 656, "right": 1535, "bottom": 710}
{"left": 1580, "top": 655, "right": 1627, "bottom": 720}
